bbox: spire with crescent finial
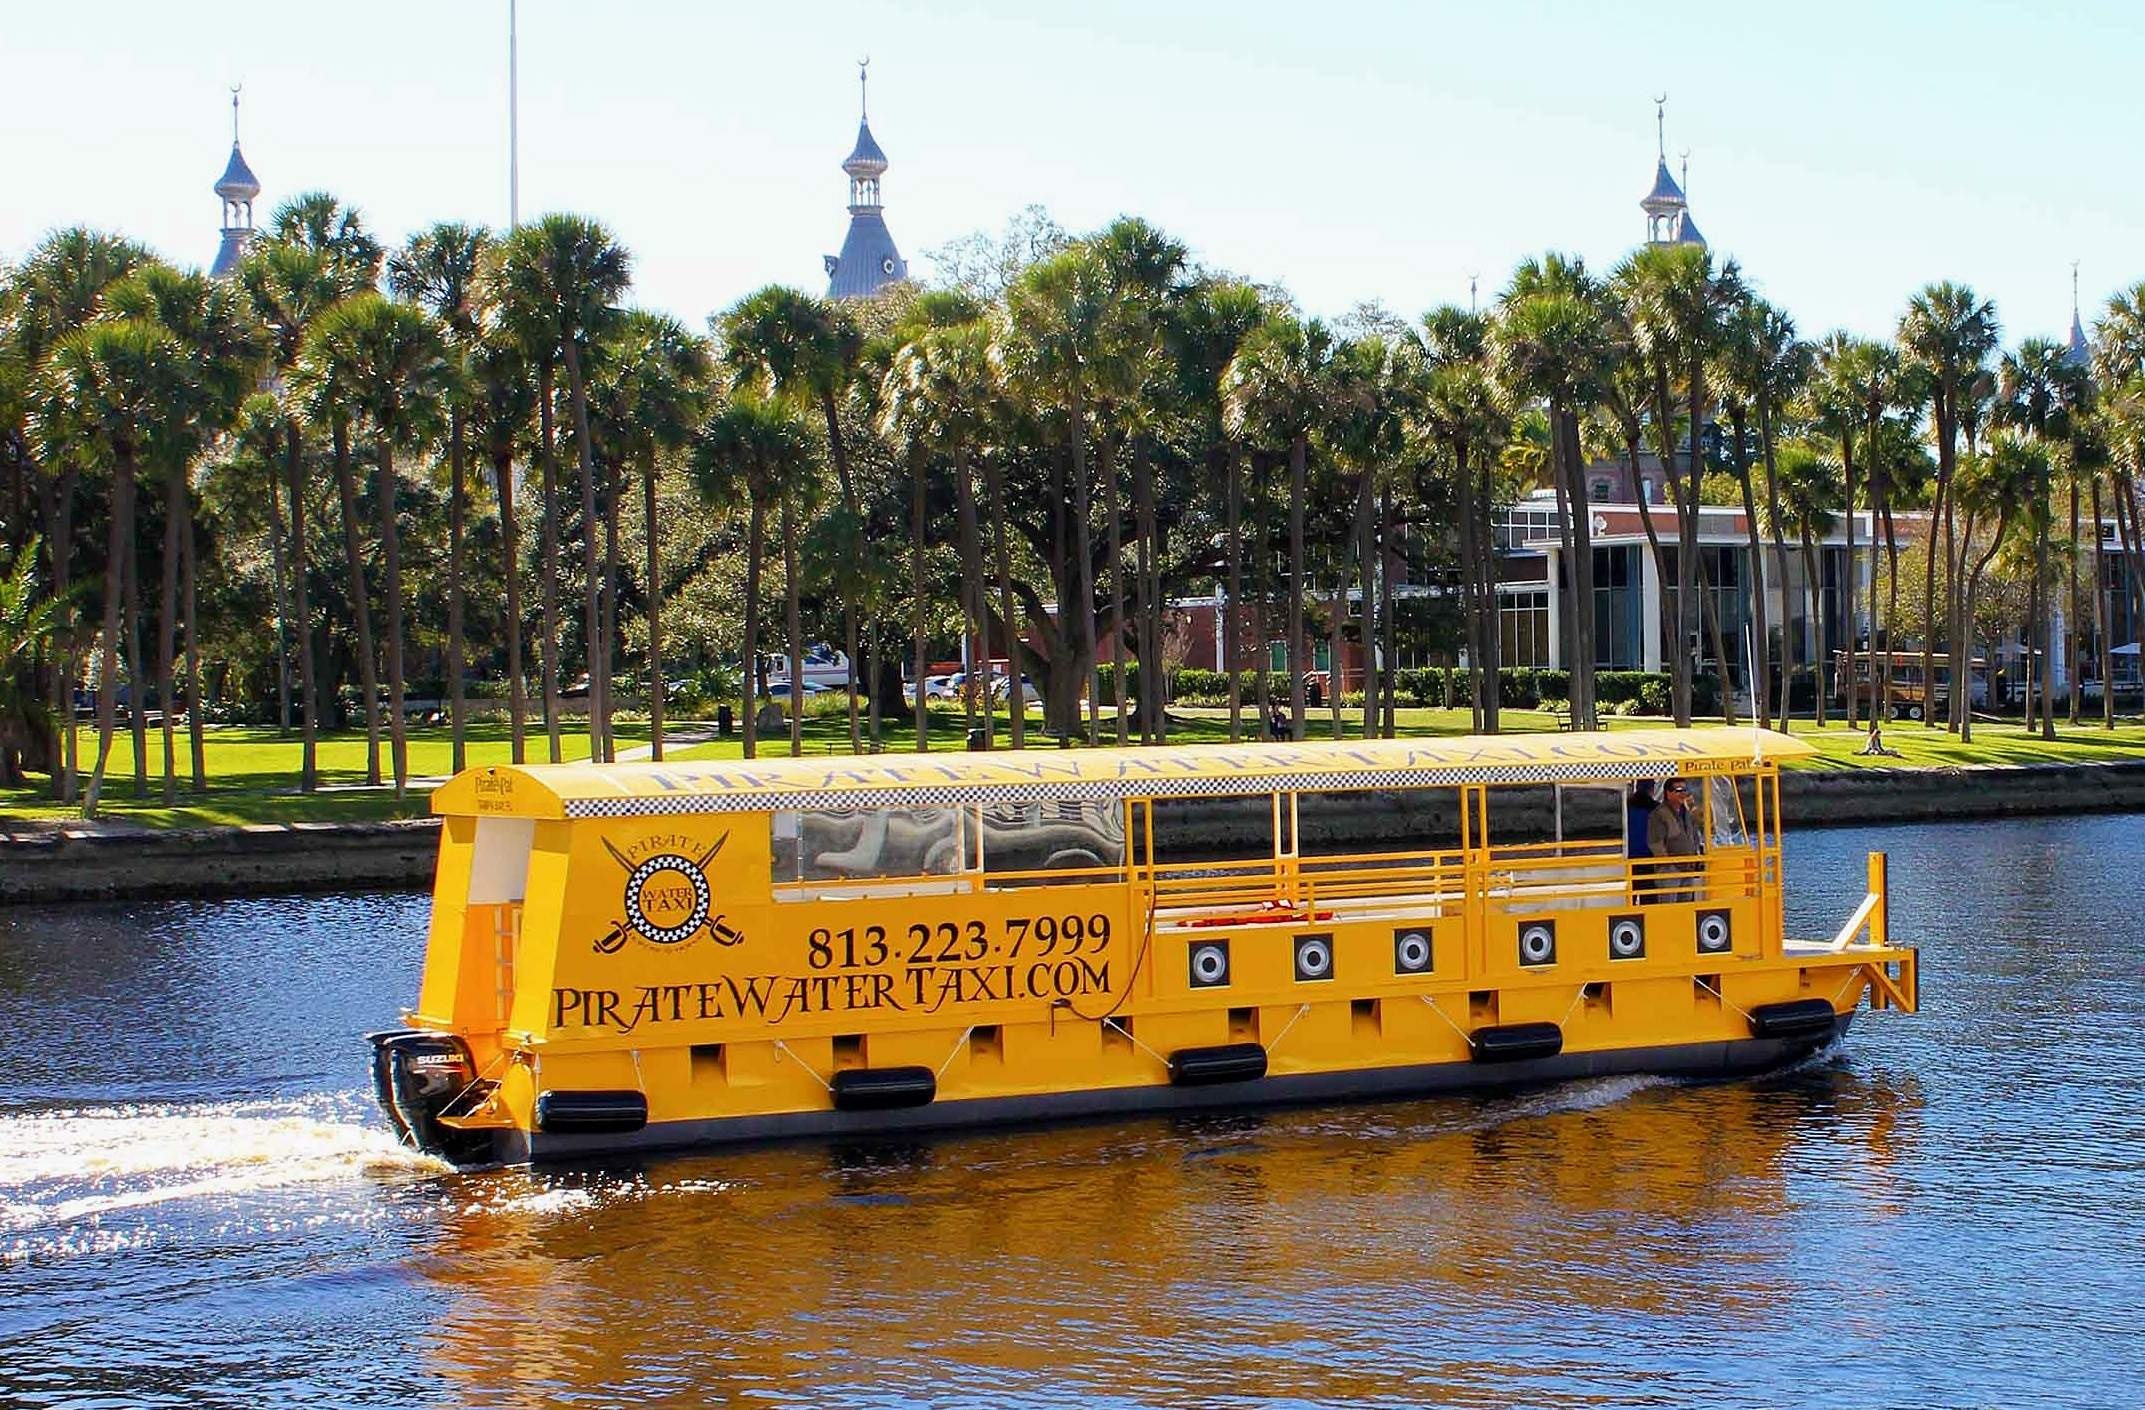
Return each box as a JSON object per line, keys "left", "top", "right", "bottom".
{"left": 211, "top": 86, "right": 261, "bottom": 278}
{"left": 824, "top": 59, "right": 908, "bottom": 298}
{"left": 2067, "top": 261, "right": 2090, "bottom": 368}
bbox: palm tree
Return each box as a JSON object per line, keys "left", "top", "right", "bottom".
{"left": 494, "top": 215, "right": 631, "bottom": 761}
{"left": 1616, "top": 243, "right": 1746, "bottom": 725}
{"left": 1000, "top": 247, "right": 1127, "bottom": 742}
{"left": 1721, "top": 300, "right": 1806, "bottom": 728}
{"left": 468, "top": 321, "right": 536, "bottom": 762}
{"left": 1417, "top": 308, "right": 1509, "bottom": 732}
{"left": 303, "top": 294, "right": 452, "bottom": 797}
{"left": 1994, "top": 337, "right": 2084, "bottom": 738}
{"left": 719, "top": 287, "right": 868, "bottom": 749}
{"left": 5, "top": 229, "right": 151, "bottom": 801}
{"left": 690, "top": 390, "right": 813, "bottom": 759}
{"left": 1495, "top": 256, "right": 1617, "bottom": 727}
{"left": 1222, "top": 315, "right": 1336, "bottom": 739}
{"left": 1898, "top": 283, "right": 1999, "bottom": 730}
{"left": 1953, "top": 434, "right": 2041, "bottom": 743}
{"left": 239, "top": 233, "right": 369, "bottom": 792}
{"left": 1767, "top": 444, "right": 1842, "bottom": 727}
{"left": 594, "top": 310, "right": 710, "bottom": 761}
{"left": 104, "top": 265, "right": 268, "bottom": 797}
{"left": 0, "top": 537, "right": 59, "bottom": 787}
{"left": 389, "top": 223, "right": 491, "bottom": 773}
{"left": 30, "top": 317, "right": 189, "bottom": 814}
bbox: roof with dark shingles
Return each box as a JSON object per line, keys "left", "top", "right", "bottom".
{"left": 826, "top": 209, "right": 907, "bottom": 299}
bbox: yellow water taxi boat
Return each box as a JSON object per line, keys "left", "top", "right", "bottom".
{"left": 369, "top": 728, "right": 1918, "bottom": 1164}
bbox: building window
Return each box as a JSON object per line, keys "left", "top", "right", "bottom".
{"left": 1499, "top": 589, "right": 1551, "bottom": 667}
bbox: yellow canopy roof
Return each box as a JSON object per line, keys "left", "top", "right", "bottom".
{"left": 432, "top": 727, "right": 1814, "bottom": 820}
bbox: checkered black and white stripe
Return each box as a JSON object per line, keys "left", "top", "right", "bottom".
{"left": 557, "top": 757, "right": 1667, "bottom": 819}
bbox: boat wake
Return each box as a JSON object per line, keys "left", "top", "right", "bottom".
{"left": 0, "top": 1093, "right": 444, "bottom": 1259}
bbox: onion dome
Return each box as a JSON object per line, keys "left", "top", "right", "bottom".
{"left": 843, "top": 120, "right": 889, "bottom": 179}
{"left": 215, "top": 142, "right": 261, "bottom": 203}
{"left": 1674, "top": 209, "right": 1706, "bottom": 249}
{"left": 1641, "top": 159, "right": 1686, "bottom": 218}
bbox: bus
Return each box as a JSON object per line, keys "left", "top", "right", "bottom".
{"left": 371, "top": 727, "right": 1918, "bottom": 1164}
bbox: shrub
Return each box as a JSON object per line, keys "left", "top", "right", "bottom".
{"left": 1637, "top": 677, "right": 1672, "bottom": 715}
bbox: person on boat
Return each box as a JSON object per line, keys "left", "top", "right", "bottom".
{"left": 1646, "top": 777, "right": 1704, "bottom": 903}
{"left": 1626, "top": 779, "right": 1658, "bottom": 900}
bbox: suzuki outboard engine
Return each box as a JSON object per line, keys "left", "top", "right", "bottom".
{"left": 367, "top": 1030, "right": 495, "bottom": 1165}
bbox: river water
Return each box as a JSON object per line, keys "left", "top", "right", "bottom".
{"left": 2, "top": 815, "right": 2142, "bottom": 1408}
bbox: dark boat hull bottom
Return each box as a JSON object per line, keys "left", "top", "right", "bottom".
{"left": 495, "top": 1022, "right": 1850, "bottom": 1165}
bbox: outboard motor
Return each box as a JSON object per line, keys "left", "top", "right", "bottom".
{"left": 367, "top": 1030, "right": 494, "bottom": 1165}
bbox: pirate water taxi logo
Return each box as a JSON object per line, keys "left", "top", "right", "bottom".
{"left": 595, "top": 831, "right": 744, "bottom": 953}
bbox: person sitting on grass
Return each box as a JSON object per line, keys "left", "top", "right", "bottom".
{"left": 1857, "top": 717, "right": 1903, "bottom": 758}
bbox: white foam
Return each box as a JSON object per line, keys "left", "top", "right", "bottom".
{"left": 0, "top": 1099, "right": 445, "bottom": 1235}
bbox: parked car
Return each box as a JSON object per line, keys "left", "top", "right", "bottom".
{"left": 765, "top": 681, "right": 832, "bottom": 700}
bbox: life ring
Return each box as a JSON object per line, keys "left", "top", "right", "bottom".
{"left": 1189, "top": 941, "right": 1230, "bottom": 987}
{"left": 1608, "top": 915, "right": 1645, "bottom": 960}
{"left": 1518, "top": 921, "right": 1556, "bottom": 967}
{"left": 1294, "top": 934, "right": 1334, "bottom": 981}
{"left": 1393, "top": 929, "right": 1433, "bottom": 974}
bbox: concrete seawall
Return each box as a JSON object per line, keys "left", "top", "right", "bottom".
{"left": 5, "top": 759, "right": 2142, "bottom": 902}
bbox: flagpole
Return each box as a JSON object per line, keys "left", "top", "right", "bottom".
{"left": 509, "top": 0, "right": 520, "bottom": 227}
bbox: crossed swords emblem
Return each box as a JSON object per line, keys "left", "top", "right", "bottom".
{"left": 594, "top": 833, "right": 744, "bottom": 954}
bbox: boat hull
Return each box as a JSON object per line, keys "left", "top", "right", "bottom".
{"left": 485, "top": 1022, "right": 1850, "bottom": 1166}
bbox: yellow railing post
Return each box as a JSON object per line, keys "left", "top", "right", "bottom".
{"left": 1868, "top": 851, "right": 1889, "bottom": 950}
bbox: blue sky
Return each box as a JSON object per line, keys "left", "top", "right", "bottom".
{"left": 6, "top": 1, "right": 2138, "bottom": 345}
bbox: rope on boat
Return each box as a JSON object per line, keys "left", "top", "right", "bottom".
{"left": 936, "top": 1026, "right": 977, "bottom": 1078}
{"left": 1418, "top": 994, "right": 1477, "bottom": 1050}
{"left": 771, "top": 1039, "right": 833, "bottom": 1091}
{"left": 1264, "top": 1003, "right": 1312, "bottom": 1056}
{"left": 1694, "top": 976, "right": 1757, "bottom": 1024}
{"left": 1102, "top": 1016, "right": 1174, "bottom": 1070}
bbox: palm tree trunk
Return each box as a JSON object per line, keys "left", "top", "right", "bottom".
{"left": 643, "top": 449, "right": 666, "bottom": 761}
{"left": 953, "top": 441, "right": 988, "bottom": 749}
{"left": 158, "top": 467, "right": 181, "bottom": 805}
{"left": 1379, "top": 485, "right": 1398, "bottom": 738}
{"left": 180, "top": 485, "right": 204, "bottom": 793}
{"left": 1802, "top": 528, "right": 1827, "bottom": 729}
{"left": 560, "top": 336, "right": 607, "bottom": 763}
{"left": 1355, "top": 467, "right": 1378, "bottom": 738}
{"left": 47, "top": 467, "right": 78, "bottom": 803}
{"left": 537, "top": 363, "right": 563, "bottom": 762}
{"left": 1133, "top": 444, "right": 1157, "bottom": 744}
{"left": 1103, "top": 436, "right": 1126, "bottom": 744}
{"left": 602, "top": 458, "right": 623, "bottom": 762}
{"left": 83, "top": 455, "right": 131, "bottom": 817}
{"left": 742, "top": 494, "right": 765, "bottom": 761}
{"left": 1842, "top": 442, "right": 1859, "bottom": 732}
{"left": 1455, "top": 448, "right": 1485, "bottom": 733}
{"left": 377, "top": 440, "right": 409, "bottom": 798}
{"left": 1071, "top": 398, "right": 1100, "bottom": 746}
{"left": 1734, "top": 455, "right": 1772, "bottom": 729}
{"left": 1880, "top": 499, "right": 1901, "bottom": 724}
{"left": 285, "top": 421, "right": 318, "bottom": 792}
{"left": 447, "top": 407, "right": 468, "bottom": 774}
{"left": 819, "top": 388, "right": 863, "bottom": 754}
{"left": 982, "top": 447, "right": 1024, "bottom": 750}
{"left": 2092, "top": 475, "right": 2112, "bottom": 729}
{"left": 1288, "top": 430, "right": 1308, "bottom": 739}
{"left": 331, "top": 418, "right": 382, "bottom": 785}
{"left": 783, "top": 490, "right": 804, "bottom": 758}
{"left": 1225, "top": 444, "right": 1243, "bottom": 742}
{"left": 495, "top": 445, "right": 526, "bottom": 765}
{"left": 2035, "top": 498, "right": 2054, "bottom": 740}
{"left": 2067, "top": 477, "right": 2082, "bottom": 725}
{"left": 125, "top": 492, "right": 147, "bottom": 801}
{"left": 1960, "top": 510, "right": 2004, "bottom": 746}
{"left": 1328, "top": 570, "right": 1346, "bottom": 740}
{"left": 263, "top": 457, "right": 293, "bottom": 735}
{"left": 910, "top": 443, "right": 928, "bottom": 750}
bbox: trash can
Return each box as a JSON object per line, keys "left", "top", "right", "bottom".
{"left": 967, "top": 727, "right": 987, "bottom": 751}
{"left": 1306, "top": 677, "right": 1324, "bottom": 709}
{"left": 717, "top": 703, "right": 734, "bottom": 737}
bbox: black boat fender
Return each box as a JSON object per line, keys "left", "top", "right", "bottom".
{"left": 1469, "top": 1021, "right": 1564, "bottom": 1064}
{"left": 1167, "top": 1042, "right": 1269, "bottom": 1086}
{"left": 1749, "top": 998, "right": 1840, "bottom": 1042}
{"left": 831, "top": 1066, "right": 938, "bottom": 1111}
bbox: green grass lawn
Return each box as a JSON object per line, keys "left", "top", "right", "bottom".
{"left": 6, "top": 706, "right": 2142, "bottom": 830}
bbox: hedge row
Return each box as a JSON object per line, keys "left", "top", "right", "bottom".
{"left": 1168, "top": 666, "right": 1719, "bottom": 715}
